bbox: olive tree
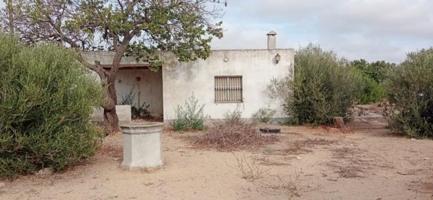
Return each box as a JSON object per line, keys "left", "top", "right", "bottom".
{"left": 386, "top": 48, "right": 433, "bottom": 138}
{"left": 1, "top": 0, "right": 224, "bottom": 133}
{"left": 0, "top": 34, "right": 102, "bottom": 177}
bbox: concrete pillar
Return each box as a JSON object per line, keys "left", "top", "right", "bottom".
{"left": 267, "top": 31, "right": 277, "bottom": 50}
{"left": 121, "top": 122, "right": 163, "bottom": 170}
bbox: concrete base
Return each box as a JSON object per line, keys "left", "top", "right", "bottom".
{"left": 121, "top": 122, "right": 163, "bottom": 170}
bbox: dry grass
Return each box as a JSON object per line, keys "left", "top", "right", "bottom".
{"left": 191, "top": 122, "right": 278, "bottom": 151}
{"left": 99, "top": 144, "right": 122, "bottom": 159}
{"left": 333, "top": 165, "right": 364, "bottom": 178}
{"left": 328, "top": 146, "right": 368, "bottom": 178}
{"left": 261, "top": 174, "right": 302, "bottom": 199}
{"left": 255, "top": 157, "right": 291, "bottom": 166}
{"left": 233, "top": 153, "right": 268, "bottom": 182}
{"left": 331, "top": 147, "right": 358, "bottom": 159}
{"left": 268, "top": 138, "right": 337, "bottom": 156}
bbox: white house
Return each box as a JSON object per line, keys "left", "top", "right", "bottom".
{"left": 85, "top": 31, "right": 294, "bottom": 122}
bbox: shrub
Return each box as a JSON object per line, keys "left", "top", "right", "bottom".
{"left": 270, "top": 45, "right": 357, "bottom": 125}
{"left": 351, "top": 68, "right": 386, "bottom": 104}
{"left": 252, "top": 108, "right": 276, "bottom": 123}
{"left": 224, "top": 108, "right": 243, "bottom": 124}
{"left": 120, "top": 87, "right": 151, "bottom": 119}
{"left": 171, "top": 95, "right": 205, "bottom": 131}
{"left": 192, "top": 110, "right": 278, "bottom": 151}
{"left": 0, "top": 35, "right": 102, "bottom": 177}
{"left": 351, "top": 59, "right": 393, "bottom": 83}
{"left": 385, "top": 48, "right": 433, "bottom": 138}
{"left": 131, "top": 102, "right": 151, "bottom": 119}
{"left": 350, "top": 59, "right": 391, "bottom": 104}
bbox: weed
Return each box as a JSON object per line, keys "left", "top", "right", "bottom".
{"left": 233, "top": 153, "right": 268, "bottom": 182}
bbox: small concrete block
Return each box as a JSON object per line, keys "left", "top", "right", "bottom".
{"left": 116, "top": 105, "right": 132, "bottom": 123}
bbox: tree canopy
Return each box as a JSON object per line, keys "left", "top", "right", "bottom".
{"left": 1, "top": 0, "right": 224, "bottom": 132}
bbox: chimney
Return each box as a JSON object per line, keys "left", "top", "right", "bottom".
{"left": 267, "top": 31, "right": 277, "bottom": 49}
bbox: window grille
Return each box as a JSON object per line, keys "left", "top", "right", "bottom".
{"left": 215, "top": 76, "right": 243, "bottom": 103}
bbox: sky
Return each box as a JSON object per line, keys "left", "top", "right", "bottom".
{"left": 210, "top": 0, "right": 433, "bottom": 63}
{"left": 1, "top": 1, "right": 432, "bottom": 63}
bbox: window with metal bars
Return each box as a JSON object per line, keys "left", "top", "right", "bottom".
{"left": 214, "top": 76, "right": 243, "bottom": 103}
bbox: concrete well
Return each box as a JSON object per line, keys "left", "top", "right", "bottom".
{"left": 120, "top": 122, "right": 163, "bottom": 170}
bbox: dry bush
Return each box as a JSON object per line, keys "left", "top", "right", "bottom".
{"left": 233, "top": 153, "right": 268, "bottom": 182}
{"left": 266, "top": 175, "right": 301, "bottom": 200}
{"left": 192, "top": 121, "right": 278, "bottom": 151}
{"left": 258, "top": 172, "right": 303, "bottom": 200}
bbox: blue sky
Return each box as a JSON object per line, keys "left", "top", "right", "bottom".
{"left": 211, "top": 0, "right": 433, "bottom": 63}
{"left": 2, "top": 0, "right": 432, "bottom": 63}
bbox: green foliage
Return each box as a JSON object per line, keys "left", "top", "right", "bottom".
{"left": 171, "top": 95, "right": 205, "bottom": 132}
{"left": 351, "top": 59, "right": 393, "bottom": 83}
{"left": 351, "top": 67, "right": 386, "bottom": 104}
{"left": 350, "top": 59, "right": 393, "bottom": 104}
{"left": 252, "top": 108, "right": 276, "bottom": 123}
{"left": 120, "top": 88, "right": 135, "bottom": 105}
{"left": 385, "top": 48, "right": 433, "bottom": 138}
{"left": 132, "top": 103, "right": 151, "bottom": 120}
{"left": 224, "top": 108, "right": 243, "bottom": 125}
{"left": 4, "top": 1, "right": 224, "bottom": 132}
{"left": 0, "top": 34, "right": 103, "bottom": 177}
{"left": 273, "top": 45, "right": 357, "bottom": 125}
{"left": 120, "top": 88, "right": 151, "bottom": 119}
{"left": 6, "top": 0, "right": 224, "bottom": 68}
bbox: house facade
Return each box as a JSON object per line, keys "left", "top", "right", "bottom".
{"left": 85, "top": 31, "right": 294, "bottom": 122}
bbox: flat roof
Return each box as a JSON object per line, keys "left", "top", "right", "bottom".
{"left": 211, "top": 48, "right": 295, "bottom": 52}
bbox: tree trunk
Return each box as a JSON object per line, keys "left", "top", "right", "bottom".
{"left": 86, "top": 38, "right": 131, "bottom": 134}
{"left": 102, "top": 41, "right": 130, "bottom": 134}
{"left": 102, "top": 75, "right": 120, "bottom": 134}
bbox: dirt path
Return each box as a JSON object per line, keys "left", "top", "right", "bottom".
{"left": 1, "top": 110, "right": 433, "bottom": 199}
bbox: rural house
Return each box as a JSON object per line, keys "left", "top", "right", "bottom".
{"left": 85, "top": 31, "right": 294, "bottom": 122}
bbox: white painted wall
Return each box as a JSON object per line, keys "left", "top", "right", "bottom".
{"left": 116, "top": 69, "right": 163, "bottom": 118}
{"left": 82, "top": 49, "right": 294, "bottom": 121}
{"left": 82, "top": 51, "right": 145, "bottom": 65}
{"left": 162, "top": 49, "right": 294, "bottom": 121}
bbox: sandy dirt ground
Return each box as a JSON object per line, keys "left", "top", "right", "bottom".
{"left": 1, "top": 106, "right": 433, "bottom": 200}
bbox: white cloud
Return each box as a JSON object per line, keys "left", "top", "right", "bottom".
{"left": 2, "top": 0, "right": 431, "bottom": 62}
{"left": 211, "top": 22, "right": 292, "bottom": 50}
{"left": 212, "top": 0, "right": 433, "bottom": 62}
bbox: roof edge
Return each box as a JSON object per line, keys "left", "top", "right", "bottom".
{"left": 211, "top": 48, "right": 295, "bottom": 52}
